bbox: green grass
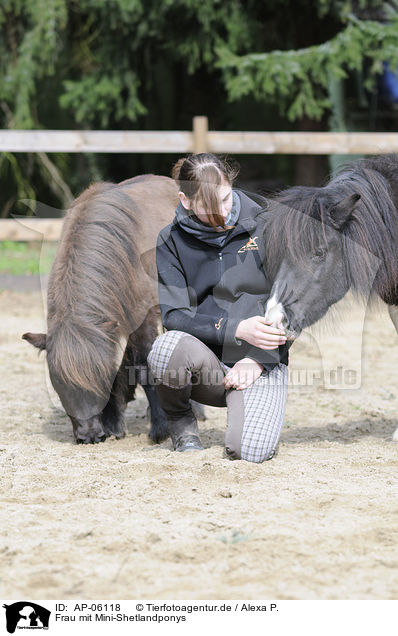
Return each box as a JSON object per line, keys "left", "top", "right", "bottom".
{"left": 0, "top": 241, "right": 57, "bottom": 275}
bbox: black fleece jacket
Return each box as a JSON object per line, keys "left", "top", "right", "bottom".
{"left": 156, "top": 189, "right": 289, "bottom": 370}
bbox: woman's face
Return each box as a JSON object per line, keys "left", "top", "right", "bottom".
{"left": 179, "top": 179, "right": 233, "bottom": 226}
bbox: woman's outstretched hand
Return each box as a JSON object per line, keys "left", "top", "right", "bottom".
{"left": 223, "top": 358, "right": 264, "bottom": 391}
{"left": 235, "top": 316, "right": 286, "bottom": 350}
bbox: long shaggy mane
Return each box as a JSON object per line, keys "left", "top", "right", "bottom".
{"left": 46, "top": 180, "right": 152, "bottom": 398}
{"left": 263, "top": 154, "right": 398, "bottom": 302}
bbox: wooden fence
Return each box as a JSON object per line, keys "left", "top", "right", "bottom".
{"left": 2, "top": 116, "right": 398, "bottom": 240}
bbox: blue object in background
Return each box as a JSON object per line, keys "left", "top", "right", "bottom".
{"left": 380, "top": 62, "right": 398, "bottom": 103}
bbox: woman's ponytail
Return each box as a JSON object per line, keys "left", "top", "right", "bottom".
{"left": 172, "top": 157, "right": 186, "bottom": 182}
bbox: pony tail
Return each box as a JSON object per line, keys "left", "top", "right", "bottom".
{"left": 172, "top": 158, "right": 187, "bottom": 182}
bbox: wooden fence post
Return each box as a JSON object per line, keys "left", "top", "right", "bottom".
{"left": 193, "top": 116, "right": 208, "bottom": 153}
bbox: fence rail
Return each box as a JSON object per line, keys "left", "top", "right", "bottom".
{"left": 2, "top": 116, "right": 398, "bottom": 241}
{"left": 2, "top": 126, "right": 398, "bottom": 155}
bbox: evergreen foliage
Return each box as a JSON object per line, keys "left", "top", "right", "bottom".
{"left": 216, "top": 6, "right": 398, "bottom": 121}
{"left": 0, "top": 0, "right": 397, "bottom": 215}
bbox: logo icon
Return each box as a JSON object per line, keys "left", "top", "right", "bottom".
{"left": 214, "top": 317, "right": 224, "bottom": 330}
{"left": 3, "top": 603, "right": 51, "bottom": 633}
{"left": 238, "top": 236, "right": 259, "bottom": 253}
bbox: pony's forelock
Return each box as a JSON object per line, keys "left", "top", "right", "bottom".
{"left": 264, "top": 187, "right": 330, "bottom": 276}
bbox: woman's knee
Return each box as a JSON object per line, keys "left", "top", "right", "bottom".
{"left": 225, "top": 442, "right": 276, "bottom": 463}
{"left": 240, "top": 444, "right": 276, "bottom": 463}
{"left": 147, "top": 330, "right": 201, "bottom": 386}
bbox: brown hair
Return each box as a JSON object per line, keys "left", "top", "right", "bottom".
{"left": 172, "top": 153, "right": 239, "bottom": 229}
{"left": 43, "top": 175, "right": 179, "bottom": 398}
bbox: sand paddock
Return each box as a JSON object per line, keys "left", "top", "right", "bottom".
{"left": 0, "top": 288, "right": 397, "bottom": 599}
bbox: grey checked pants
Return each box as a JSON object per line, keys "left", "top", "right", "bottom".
{"left": 147, "top": 330, "right": 288, "bottom": 463}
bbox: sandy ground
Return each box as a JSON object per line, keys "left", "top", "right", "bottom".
{"left": 0, "top": 288, "right": 397, "bottom": 600}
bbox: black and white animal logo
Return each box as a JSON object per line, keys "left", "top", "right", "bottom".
{"left": 3, "top": 602, "right": 51, "bottom": 633}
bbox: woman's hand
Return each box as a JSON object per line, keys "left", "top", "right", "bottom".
{"left": 223, "top": 358, "right": 264, "bottom": 391}
{"left": 235, "top": 316, "right": 286, "bottom": 350}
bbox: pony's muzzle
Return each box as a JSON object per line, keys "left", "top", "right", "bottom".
{"left": 71, "top": 414, "right": 106, "bottom": 444}
{"left": 264, "top": 299, "right": 296, "bottom": 341}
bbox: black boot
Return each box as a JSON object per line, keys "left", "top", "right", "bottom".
{"left": 156, "top": 384, "right": 204, "bottom": 452}
{"left": 168, "top": 413, "right": 204, "bottom": 452}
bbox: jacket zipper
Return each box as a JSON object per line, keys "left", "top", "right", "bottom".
{"left": 218, "top": 251, "right": 223, "bottom": 281}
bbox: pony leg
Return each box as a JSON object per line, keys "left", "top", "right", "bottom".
{"left": 143, "top": 383, "right": 169, "bottom": 443}
{"left": 101, "top": 367, "right": 128, "bottom": 439}
{"left": 101, "top": 394, "right": 127, "bottom": 439}
{"left": 387, "top": 305, "right": 398, "bottom": 441}
{"left": 128, "top": 313, "right": 170, "bottom": 443}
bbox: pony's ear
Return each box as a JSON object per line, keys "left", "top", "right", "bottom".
{"left": 330, "top": 193, "right": 361, "bottom": 228}
{"left": 22, "top": 332, "right": 47, "bottom": 350}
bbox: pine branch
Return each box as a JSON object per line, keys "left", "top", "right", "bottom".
{"left": 216, "top": 17, "right": 398, "bottom": 121}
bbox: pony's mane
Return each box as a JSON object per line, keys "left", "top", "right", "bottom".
{"left": 264, "top": 155, "right": 398, "bottom": 301}
{"left": 47, "top": 182, "right": 143, "bottom": 398}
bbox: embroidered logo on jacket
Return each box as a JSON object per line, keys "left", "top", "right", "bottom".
{"left": 215, "top": 317, "right": 224, "bottom": 330}
{"left": 238, "top": 236, "right": 259, "bottom": 253}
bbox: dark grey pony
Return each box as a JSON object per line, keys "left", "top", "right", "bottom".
{"left": 23, "top": 175, "right": 179, "bottom": 444}
{"left": 262, "top": 153, "right": 398, "bottom": 440}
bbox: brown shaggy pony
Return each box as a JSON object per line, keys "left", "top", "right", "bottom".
{"left": 23, "top": 175, "right": 179, "bottom": 443}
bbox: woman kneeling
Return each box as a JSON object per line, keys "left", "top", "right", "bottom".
{"left": 148, "top": 153, "right": 289, "bottom": 463}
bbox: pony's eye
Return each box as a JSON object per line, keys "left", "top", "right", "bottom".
{"left": 312, "top": 248, "right": 327, "bottom": 262}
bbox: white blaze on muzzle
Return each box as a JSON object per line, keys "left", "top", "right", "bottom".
{"left": 265, "top": 294, "right": 295, "bottom": 341}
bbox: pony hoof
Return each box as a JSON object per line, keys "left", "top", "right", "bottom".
{"left": 148, "top": 414, "right": 169, "bottom": 443}
{"left": 148, "top": 426, "right": 169, "bottom": 444}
